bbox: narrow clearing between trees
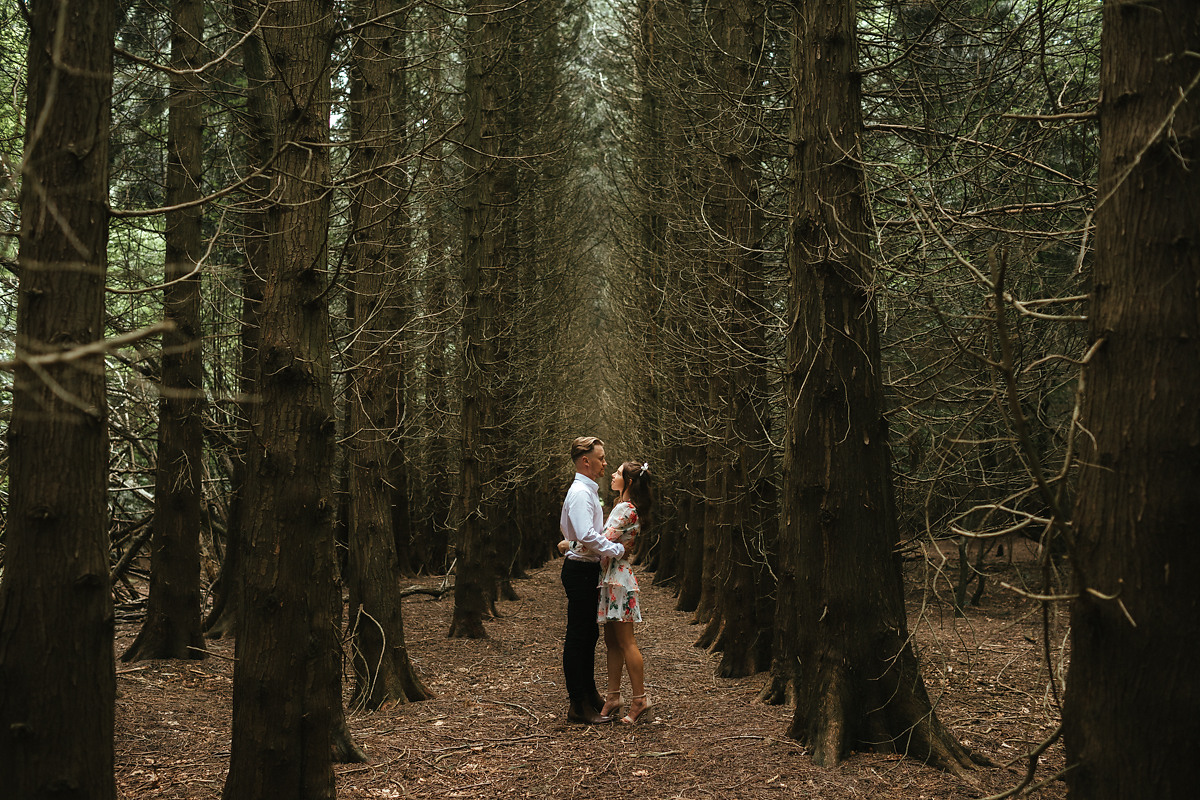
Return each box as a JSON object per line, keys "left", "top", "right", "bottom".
{"left": 115, "top": 543, "right": 1066, "bottom": 799}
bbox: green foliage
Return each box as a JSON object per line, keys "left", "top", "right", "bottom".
{"left": 0, "top": 0, "right": 28, "bottom": 273}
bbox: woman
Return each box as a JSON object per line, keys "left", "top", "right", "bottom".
{"left": 592, "top": 461, "right": 656, "bottom": 723}
{"left": 559, "top": 460, "right": 655, "bottom": 723}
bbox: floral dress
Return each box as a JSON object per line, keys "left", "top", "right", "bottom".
{"left": 597, "top": 501, "right": 641, "bottom": 623}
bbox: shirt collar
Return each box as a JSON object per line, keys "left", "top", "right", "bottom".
{"left": 574, "top": 473, "right": 599, "bottom": 491}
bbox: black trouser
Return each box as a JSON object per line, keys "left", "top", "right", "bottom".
{"left": 561, "top": 558, "right": 602, "bottom": 705}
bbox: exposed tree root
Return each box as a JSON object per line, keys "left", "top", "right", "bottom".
{"left": 694, "top": 613, "right": 720, "bottom": 650}
{"left": 122, "top": 620, "right": 206, "bottom": 663}
{"left": 447, "top": 614, "right": 488, "bottom": 639}
{"left": 790, "top": 650, "right": 987, "bottom": 778}
{"left": 756, "top": 671, "right": 795, "bottom": 706}
{"left": 331, "top": 716, "right": 368, "bottom": 764}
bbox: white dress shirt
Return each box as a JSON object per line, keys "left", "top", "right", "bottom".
{"left": 560, "top": 474, "right": 626, "bottom": 562}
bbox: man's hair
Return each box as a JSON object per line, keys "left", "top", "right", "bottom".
{"left": 570, "top": 436, "right": 604, "bottom": 461}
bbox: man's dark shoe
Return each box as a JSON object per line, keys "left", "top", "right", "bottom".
{"left": 588, "top": 691, "right": 606, "bottom": 713}
{"left": 567, "top": 700, "right": 613, "bottom": 725}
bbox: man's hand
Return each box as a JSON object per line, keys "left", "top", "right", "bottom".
{"left": 557, "top": 540, "right": 570, "bottom": 555}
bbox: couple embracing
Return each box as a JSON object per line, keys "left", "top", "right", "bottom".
{"left": 558, "top": 436, "right": 654, "bottom": 726}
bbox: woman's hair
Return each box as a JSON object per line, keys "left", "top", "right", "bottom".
{"left": 620, "top": 461, "right": 654, "bottom": 516}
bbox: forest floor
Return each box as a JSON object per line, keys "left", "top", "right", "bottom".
{"left": 114, "top": 537, "right": 1069, "bottom": 800}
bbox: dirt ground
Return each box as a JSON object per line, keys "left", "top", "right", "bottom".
{"left": 114, "top": 538, "right": 1069, "bottom": 799}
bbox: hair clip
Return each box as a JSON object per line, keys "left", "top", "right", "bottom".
{"left": 642, "top": 462, "right": 650, "bottom": 473}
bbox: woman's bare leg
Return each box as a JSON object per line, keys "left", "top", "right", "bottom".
{"left": 602, "top": 622, "right": 624, "bottom": 716}
{"left": 611, "top": 621, "right": 650, "bottom": 721}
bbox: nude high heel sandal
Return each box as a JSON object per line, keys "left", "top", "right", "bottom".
{"left": 621, "top": 693, "right": 653, "bottom": 724}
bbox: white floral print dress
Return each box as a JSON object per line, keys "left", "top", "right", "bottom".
{"left": 597, "top": 501, "right": 641, "bottom": 623}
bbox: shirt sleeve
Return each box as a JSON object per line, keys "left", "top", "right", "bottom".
{"left": 568, "top": 492, "right": 625, "bottom": 559}
{"left": 603, "top": 504, "right": 632, "bottom": 540}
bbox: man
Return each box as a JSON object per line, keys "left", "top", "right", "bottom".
{"left": 560, "top": 435, "right": 626, "bottom": 724}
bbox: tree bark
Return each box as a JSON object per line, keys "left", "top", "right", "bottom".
{"left": 673, "top": 446, "right": 707, "bottom": 612}
{"left": 692, "top": 394, "right": 728, "bottom": 632}
{"left": 698, "top": 0, "right": 776, "bottom": 678}
{"left": 636, "top": 0, "right": 667, "bottom": 559}
{"left": 221, "top": 0, "right": 341, "bottom": 796}
{"left": 777, "top": 0, "right": 978, "bottom": 772}
{"left": 124, "top": 0, "right": 206, "bottom": 664}
{"left": 450, "top": 0, "right": 505, "bottom": 639}
{"left": 1064, "top": 3, "right": 1200, "bottom": 798}
{"left": 203, "top": 0, "right": 271, "bottom": 641}
{"left": 415, "top": 2, "right": 455, "bottom": 575}
{"left": 345, "top": 0, "right": 432, "bottom": 710}
{"left": 0, "top": 1, "right": 117, "bottom": 796}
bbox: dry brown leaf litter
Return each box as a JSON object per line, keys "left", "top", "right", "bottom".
{"left": 115, "top": 541, "right": 1067, "bottom": 799}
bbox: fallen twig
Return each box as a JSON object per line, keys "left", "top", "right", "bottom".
{"left": 479, "top": 698, "right": 538, "bottom": 720}
{"left": 401, "top": 584, "right": 453, "bottom": 599}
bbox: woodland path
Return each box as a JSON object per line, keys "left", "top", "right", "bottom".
{"left": 114, "top": 546, "right": 1066, "bottom": 799}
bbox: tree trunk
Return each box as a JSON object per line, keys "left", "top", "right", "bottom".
{"left": 673, "top": 447, "right": 707, "bottom": 613}
{"left": 692, "top": 385, "right": 728, "bottom": 633}
{"left": 1063, "top": 3, "right": 1200, "bottom": 798}
{"left": 450, "top": 0, "right": 505, "bottom": 639}
{"left": 202, "top": 240, "right": 261, "bottom": 640}
{"left": 778, "top": 0, "right": 978, "bottom": 772}
{"left": 417, "top": 5, "right": 454, "bottom": 575}
{"left": 0, "top": 1, "right": 116, "bottom": 796}
{"left": 124, "top": 0, "right": 206, "bottom": 664}
{"left": 203, "top": 2, "right": 270, "bottom": 641}
{"left": 699, "top": 0, "right": 776, "bottom": 678}
{"left": 345, "top": 0, "right": 432, "bottom": 710}
{"left": 221, "top": 0, "right": 341, "bottom": 796}
{"left": 636, "top": 0, "right": 667, "bottom": 554}
{"left": 486, "top": 27, "right": 521, "bottom": 608}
